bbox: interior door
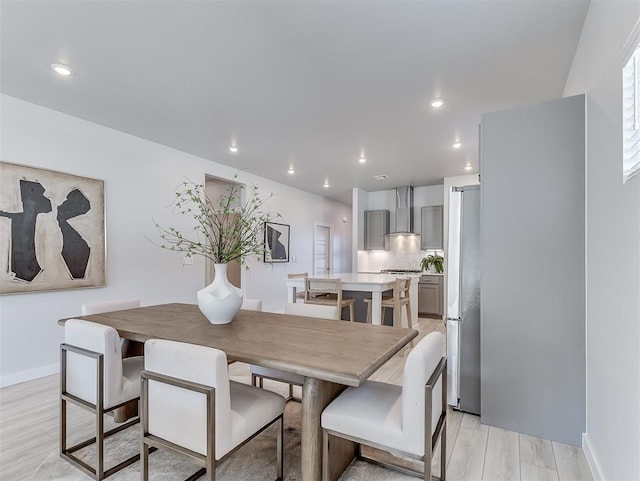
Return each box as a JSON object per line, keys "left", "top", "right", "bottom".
{"left": 314, "top": 225, "right": 331, "bottom": 275}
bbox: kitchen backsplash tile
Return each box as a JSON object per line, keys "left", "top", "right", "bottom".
{"left": 357, "top": 249, "right": 444, "bottom": 274}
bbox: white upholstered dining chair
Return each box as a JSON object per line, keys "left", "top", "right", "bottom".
{"left": 81, "top": 298, "right": 142, "bottom": 358}
{"left": 141, "top": 339, "right": 285, "bottom": 481}
{"left": 250, "top": 302, "right": 339, "bottom": 401}
{"left": 321, "top": 332, "right": 447, "bottom": 481}
{"left": 81, "top": 298, "right": 140, "bottom": 316}
{"left": 241, "top": 298, "right": 263, "bottom": 311}
{"left": 60, "top": 319, "right": 144, "bottom": 480}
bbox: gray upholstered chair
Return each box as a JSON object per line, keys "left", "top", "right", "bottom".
{"left": 321, "top": 332, "right": 447, "bottom": 481}
{"left": 141, "top": 339, "right": 285, "bottom": 481}
{"left": 60, "top": 319, "right": 144, "bottom": 480}
{"left": 250, "top": 302, "right": 339, "bottom": 401}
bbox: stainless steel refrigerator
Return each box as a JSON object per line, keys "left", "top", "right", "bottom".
{"left": 446, "top": 184, "right": 481, "bottom": 414}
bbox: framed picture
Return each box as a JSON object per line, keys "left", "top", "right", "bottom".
{"left": 0, "top": 161, "right": 106, "bottom": 294}
{"left": 264, "top": 222, "right": 289, "bottom": 263}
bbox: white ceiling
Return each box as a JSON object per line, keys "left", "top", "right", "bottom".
{"left": 0, "top": 0, "right": 589, "bottom": 204}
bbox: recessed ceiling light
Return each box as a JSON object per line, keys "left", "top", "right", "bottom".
{"left": 228, "top": 145, "right": 238, "bottom": 153}
{"left": 51, "top": 63, "right": 72, "bottom": 76}
{"left": 373, "top": 174, "right": 389, "bottom": 180}
{"left": 430, "top": 98, "right": 444, "bottom": 109}
{"left": 453, "top": 142, "right": 462, "bottom": 149}
{"left": 358, "top": 155, "right": 367, "bottom": 164}
{"left": 323, "top": 180, "right": 330, "bottom": 188}
{"left": 465, "top": 164, "right": 472, "bottom": 171}
{"left": 288, "top": 167, "right": 295, "bottom": 174}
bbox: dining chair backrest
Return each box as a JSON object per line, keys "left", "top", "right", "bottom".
{"left": 241, "top": 298, "right": 263, "bottom": 311}
{"left": 305, "top": 277, "right": 343, "bottom": 303}
{"left": 64, "top": 319, "right": 124, "bottom": 408}
{"left": 394, "top": 277, "right": 411, "bottom": 300}
{"left": 285, "top": 302, "right": 339, "bottom": 320}
{"left": 402, "top": 332, "right": 444, "bottom": 447}
{"left": 81, "top": 298, "right": 140, "bottom": 315}
{"left": 144, "top": 339, "right": 232, "bottom": 457}
{"left": 287, "top": 272, "right": 308, "bottom": 279}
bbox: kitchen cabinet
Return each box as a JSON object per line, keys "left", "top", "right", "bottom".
{"left": 418, "top": 275, "right": 443, "bottom": 317}
{"left": 421, "top": 205, "right": 443, "bottom": 250}
{"left": 364, "top": 209, "right": 389, "bottom": 250}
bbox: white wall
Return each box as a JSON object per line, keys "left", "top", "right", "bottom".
{"left": 563, "top": 2, "right": 640, "bottom": 480}
{"left": 0, "top": 94, "right": 351, "bottom": 386}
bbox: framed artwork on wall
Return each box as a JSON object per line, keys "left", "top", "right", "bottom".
{"left": 0, "top": 161, "right": 106, "bottom": 294}
{"left": 264, "top": 221, "right": 289, "bottom": 263}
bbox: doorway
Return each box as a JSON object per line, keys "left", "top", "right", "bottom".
{"left": 313, "top": 224, "right": 331, "bottom": 275}
{"left": 204, "top": 176, "right": 241, "bottom": 288}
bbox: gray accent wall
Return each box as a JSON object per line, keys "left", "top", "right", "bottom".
{"left": 480, "top": 94, "right": 585, "bottom": 446}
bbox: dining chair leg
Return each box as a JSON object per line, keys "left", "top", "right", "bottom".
{"left": 251, "top": 374, "right": 257, "bottom": 387}
{"left": 349, "top": 303, "right": 355, "bottom": 322}
{"left": 141, "top": 439, "right": 149, "bottom": 481}
{"left": 406, "top": 302, "right": 415, "bottom": 348}
{"left": 393, "top": 305, "right": 400, "bottom": 329}
{"left": 277, "top": 415, "right": 284, "bottom": 480}
{"left": 289, "top": 383, "right": 294, "bottom": 400}
{"left": 322, "top": 429, "right": 330, "bottom": 481}
{"left": 440, "top": 418, "right": 447, "bottom": 481}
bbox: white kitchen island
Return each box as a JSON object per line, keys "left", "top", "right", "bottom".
{"left": 286, "top": 273, "right": 419, "bottom": 327}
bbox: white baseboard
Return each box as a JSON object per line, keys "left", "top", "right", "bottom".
{"left": 583, "top": 433, "right": 604, "bottom": 481}
{"left": 0, "top": 362, "right": 58, "bottom": 388}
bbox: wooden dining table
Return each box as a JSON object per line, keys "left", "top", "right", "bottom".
{"left": 59, "top": 302, "right": 417, "bottom": 481}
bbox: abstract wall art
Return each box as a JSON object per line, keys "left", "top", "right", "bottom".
{"left": 0, "top": 162, "right": 105, "bottom": 294}
{"left": 264, "top": 222, "right": 289, "bottom": 263}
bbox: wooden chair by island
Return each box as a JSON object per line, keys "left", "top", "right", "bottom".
{"left": 288, "top": 272, "right": 309, "bottom": 302}
{"left": 365, "top": 277, "right": 415, "bottom": 347}
{"left": 305, "top": 277, "right": 355, "bottom": 322}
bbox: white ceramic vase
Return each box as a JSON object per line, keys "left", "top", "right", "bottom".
{"left": 197, "top": 263, "right": 243, "bottom": 325}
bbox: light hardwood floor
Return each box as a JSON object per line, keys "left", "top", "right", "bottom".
{"left": 0, "top": 317, "right": 593, "bottom": 481}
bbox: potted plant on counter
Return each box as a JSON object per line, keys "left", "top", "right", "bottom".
{"left": 420, "top": 252, "right": 444, "bottom": 274}
{"left": 154, "top": 178, "right": 280, "bottom": 324}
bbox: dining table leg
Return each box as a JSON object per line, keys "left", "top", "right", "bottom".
{"left": 301, "top": 378, "right": 355, "bottom": 481}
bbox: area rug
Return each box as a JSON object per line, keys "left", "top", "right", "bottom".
{"left": 33, "top": 379, "right": 413, "bottom": 481}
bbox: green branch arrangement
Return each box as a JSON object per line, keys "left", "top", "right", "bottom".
{"left": 153, "top": 179, "right": 281, "bottom": 265}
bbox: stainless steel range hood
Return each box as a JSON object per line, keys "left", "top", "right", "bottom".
{"left": 386, "top": 186, "right": 421, "bottom": 252}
